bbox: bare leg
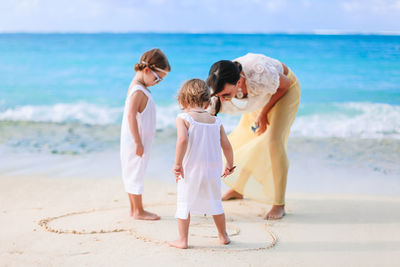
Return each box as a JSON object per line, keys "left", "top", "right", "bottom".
{"left": 212, "top": 213, "right": 230, "bottom": 245}
{"left": 222, "top": 189, "right": 243, "bottom": 201}
{"left": 264, "top": 79, "right": 300, "bottom": 221}
{"left": 264, "top": 205, "right": 286, "bottom": 220}
{"left": 128, "top": 193, "right": 135, "bottom": 216}
{"left": 128, "top": 193, "right": 160, "bottom": 220}
{"left": 169, "top": 214, "right": 190, "bottom": 249}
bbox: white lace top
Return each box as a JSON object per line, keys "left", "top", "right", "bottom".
{"left": 214, "top": 53, "right": 283, "bottom": 115}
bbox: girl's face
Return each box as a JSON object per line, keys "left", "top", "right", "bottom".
{"left": 143, "top": 67, "right": 168, "bottom": 87}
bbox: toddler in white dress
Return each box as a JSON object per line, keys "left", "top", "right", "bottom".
{"left": 120, "top": 48, "right": 170, "bottom": 220}
{"left": 169, "top": 79, "right": 235, "bottom": 249}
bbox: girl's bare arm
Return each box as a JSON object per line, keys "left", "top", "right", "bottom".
{"left": 173, "top": 117, "right": 189, "bottom": 180}
{"left": 220, "top": 125, "right": 234, "bottom": 177}
{"left": 127, "top": 91, "right": 148, "bottom": 156}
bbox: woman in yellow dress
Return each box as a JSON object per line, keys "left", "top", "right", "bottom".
{"left": 206, "top": 53, "right": 301, "bottom": 220}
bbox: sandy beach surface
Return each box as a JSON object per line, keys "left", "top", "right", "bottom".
{"left": 1, "top": 174, "right": 400, "bottom": 267}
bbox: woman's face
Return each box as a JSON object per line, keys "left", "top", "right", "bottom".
{"left": 215, "top": 82, "right": 239, "bottom": 102}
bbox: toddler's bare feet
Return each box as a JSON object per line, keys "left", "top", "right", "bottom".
{"left": 132, "top": 210, "right": 160, "bottom": 220}
{"left": 169, "top": 239, "right": 188, "bottom": 249}
{"left": 219, "top": 232, "right": 231, "bottom": 245}
{"left": 264, "top": 205, "right": 285, "bottom": 220}
{"left": 222, "top": 189, "right": 243, "bottom": 201}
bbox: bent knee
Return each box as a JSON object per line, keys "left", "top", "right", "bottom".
{"left": 267, "top": 137, "right": 287, "bottom": 155}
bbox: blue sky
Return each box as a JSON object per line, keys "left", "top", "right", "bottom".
{"left": 1, "top": 0, "right": 400, "bottom": 33}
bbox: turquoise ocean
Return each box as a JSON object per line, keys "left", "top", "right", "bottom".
{"left": 1, "top": 33, "right": 399, "bottom": 194}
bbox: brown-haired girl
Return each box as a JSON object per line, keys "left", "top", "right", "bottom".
{"left": 120, "top": 48, "right": 170, "bottom": 220}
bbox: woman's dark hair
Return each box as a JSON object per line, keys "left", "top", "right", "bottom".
{"left": 206, "top": 60, "right": 242, "bottom": 115}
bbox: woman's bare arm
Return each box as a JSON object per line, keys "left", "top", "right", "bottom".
{"left": 255, "top": 73, "right": 290, "bottom": 135}
{"left": 282, "top": 63, "right": 289, "bottom": 75}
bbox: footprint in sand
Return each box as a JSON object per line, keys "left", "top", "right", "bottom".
{"left": 39, "top": 202, "right": 277, "bottom": 251}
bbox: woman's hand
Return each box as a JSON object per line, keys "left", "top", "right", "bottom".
{"left": 254, "top": 73, "right": 290, "bottom": 135}
{"left": 255, "top": 112, "right": 269, "bottom": 135}
{"left": 173, "top": 164, "right": 184, "bottom": 182}
{"left": 135, "top": 142, "right": 144, "bottom": 157}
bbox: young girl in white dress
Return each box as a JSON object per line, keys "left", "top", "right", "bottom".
{"left": 120, "top": 48, "right": 170, "bottom": 220}
{"left": 169, "top": 79, "right": 235, "bottom": 249}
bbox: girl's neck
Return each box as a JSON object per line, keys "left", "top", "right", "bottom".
{"left": 132, "top": 73, "right": 148, "bottom": 89}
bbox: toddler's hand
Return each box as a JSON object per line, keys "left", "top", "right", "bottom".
{"left": 222, "top": 165, "right": 236, "bottom": 178}
{"left": 173, "top": 165, "right": 184, "bottom": 183}
{"left": 135, "top": 142, "right": 144, "bottom": 157}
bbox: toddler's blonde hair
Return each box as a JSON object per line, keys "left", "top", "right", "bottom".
{"left": 177, "top": 79, "right": 210, "bottom": 109}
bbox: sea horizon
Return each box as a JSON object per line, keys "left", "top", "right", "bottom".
{"left": 1, "top": 31, "right": 400, "bottom": 36}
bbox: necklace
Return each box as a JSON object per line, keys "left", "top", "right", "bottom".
{"left": 188, "top": 108, "right": 207, "bottom": 113}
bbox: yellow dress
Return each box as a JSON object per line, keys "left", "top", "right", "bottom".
{"left": 221, "top": 53, "right": 301, "bottom": 205}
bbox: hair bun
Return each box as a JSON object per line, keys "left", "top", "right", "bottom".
{"left": 233, "top": 61, "right": 242, "bottom": 74}
{"left": 136, "top": 49, "right": 171, "bottom": 73}
{"left": 134, "top": 62, "right": 147, "bottom": 71}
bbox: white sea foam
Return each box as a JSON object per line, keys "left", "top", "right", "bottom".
{"left": 0, "top": 103, "right": 123, "bottom": 125}
{"left": 291, "top": 102, "right": 400, "bottom": 139}
{"left": 1, "top": 102, "right": 399, "bottom": 139}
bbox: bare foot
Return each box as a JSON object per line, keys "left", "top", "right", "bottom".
{"left": 222, "top": 189, "right": 243, "bottom": 201}
{"left": 219, "top": 232, "right": 231, "bottom": 245}
{"left": 132, "top": 210, "right": 161, "bottom": 220}
{"left": 169, "top": 239, "right": 188, "bottom": 249}
{"left": 264, "top": 205, "right": 285, "bottom": 220}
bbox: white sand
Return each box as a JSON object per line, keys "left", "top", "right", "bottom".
{"left": 1, "top": 175, "right": 399, "bottom": 266}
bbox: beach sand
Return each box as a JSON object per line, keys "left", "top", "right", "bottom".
{"left": 1, "top": 175, "right": 399, "bottom": 267}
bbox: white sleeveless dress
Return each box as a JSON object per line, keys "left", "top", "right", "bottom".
{"left": 120, "top": 84, "right": 156, "bottom": 195}
{"left": 175, "top": 113, "right": 224, "bottom": 219}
